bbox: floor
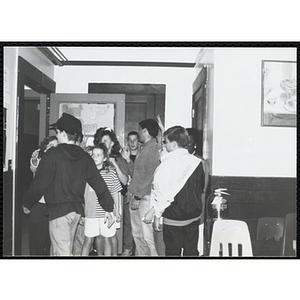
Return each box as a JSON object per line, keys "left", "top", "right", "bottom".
{"left": 20, "top": 215, "right": 125, "bottom": 257}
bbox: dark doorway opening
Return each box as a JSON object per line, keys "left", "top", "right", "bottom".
{"left": 88, "top": 83, "right": 166, "bottom": 137}
{"left": 14, "top": 57, "right": 56, "bottom": 255}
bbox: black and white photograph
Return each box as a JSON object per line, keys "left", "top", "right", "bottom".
{"left": 2, "top": 45, "right": 297, "bottom": 259}
{"left": 1, "top": 1, "right": 299, "bottom": 298}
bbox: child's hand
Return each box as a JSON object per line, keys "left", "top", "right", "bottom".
{"left": 142, "top": 208, "right": 155, "bottom": 224}
{"left": 30, "top": 163, "right": 38, "bottom": 174}
{"left": 30, "top": 150, "right": 40, "bottom": 173}
{"left": 130, "top": 199, "right": 140, "bottom": 210}
{"left": 79, "top": 217, "right": 85, "bottom": 226}
{"left": 121, "top": 147, "right": 131, "bottom": 163}
{"left": 31, "top": 149, "right": 39, "bottom": 159}
{"left": 154, "top": 216, "right": 163, "bottom": 232}
{"left": 104, "top": 212, "right": 115, "bottom": 228}
{"left": 116, "top": 213, "right": 122, "bottom": 223}
{"left": 22, "top": 205, "right": 31, "bottom": 214}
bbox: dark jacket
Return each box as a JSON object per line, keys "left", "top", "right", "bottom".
{"left": 22, "top": 143, "right": 114, "bottom": 221}
{"left": 162, "top": 162, "right": 205, "bottom": 221}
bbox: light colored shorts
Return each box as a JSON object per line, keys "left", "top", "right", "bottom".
{"left": 99, "top": 218, "right": 117, "bottom": 237}
{"left": 84, "top": 217, "right": 116, "bottom": 238}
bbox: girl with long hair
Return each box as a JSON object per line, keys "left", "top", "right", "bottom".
{"left": 81, "top": 143, "right": 122, "bottom": 256}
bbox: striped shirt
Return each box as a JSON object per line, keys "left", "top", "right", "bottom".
{"left": 95, "top": 167, "right": 122, "bottom": 218}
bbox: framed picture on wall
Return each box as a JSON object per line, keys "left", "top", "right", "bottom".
{"left": 261, "top": 60, "right": 296, "bottom": 127}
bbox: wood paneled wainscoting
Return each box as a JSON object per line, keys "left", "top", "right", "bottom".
{"left": 210, "top": 176, "right": 297, "bottom": 240}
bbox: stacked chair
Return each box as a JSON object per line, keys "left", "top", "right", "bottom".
{"left": 209, "top": 220, "right": 253, "bottom": 257}
{"left": 281, "top": 213, "right": 296, "bottom": 257}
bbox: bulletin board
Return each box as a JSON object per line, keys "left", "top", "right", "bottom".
{"left": 49, "top": 93, "right": 125, "bottom": 148}
{"left": 59, "top": 102, "right": 115, "bottom": 146}
{"left": 59, "top": 102, "right": 115, "bottom": 133}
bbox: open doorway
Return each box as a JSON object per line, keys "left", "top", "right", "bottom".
{"left": 20, "top": 86, "right": 41, "bottom": 255}
{"left": 14, "top": 57, "right": 56, "bottom": 255}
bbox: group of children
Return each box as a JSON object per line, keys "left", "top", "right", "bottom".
{"left": 25, "top": 113, "right": 208, "bottom": 257}
{"left": 27, "top": 126, "right": 135, "bottom": 256}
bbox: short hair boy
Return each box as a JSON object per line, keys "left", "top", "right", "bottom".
{"left": 128, "top": 119, "right": 160, "bottom": 256}
{"left": 151, "top": 125, "right": 205, "bottom": 256}
{"left": 22, "top": 113, "right": 114, "bottom": 256}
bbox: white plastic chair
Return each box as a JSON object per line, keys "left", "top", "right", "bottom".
{"left": 209, "top": 220, "right": 253, "bottom": 257}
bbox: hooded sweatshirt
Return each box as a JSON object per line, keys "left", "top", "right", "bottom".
{"left": 22, "top": 143, "right": 114, "bottom": 221}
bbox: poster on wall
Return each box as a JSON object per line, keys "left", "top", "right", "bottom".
{"left": 261, "top": 60, "right": 296, "bottom": 127}
{"left": 59, "top": 103, "right": 115, "bottom": 146}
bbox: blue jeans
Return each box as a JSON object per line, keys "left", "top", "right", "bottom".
{"left": 49, "top": 212, "right": 81, "bottom": 256}
{"left": 129, "top": 194, "right": 158, "bottom": 256}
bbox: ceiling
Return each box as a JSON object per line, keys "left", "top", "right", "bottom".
{"left": 37, "top": 46, "right": 202, "bottom": 68}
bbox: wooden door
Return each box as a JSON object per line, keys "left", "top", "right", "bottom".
{"left": 88, "top": 83, "right": 166, "bottom": 137}
{"left": 192, "top": 67, "right": 209, "bottom": 256}
{"left": 192, "top": 67, "right": 207, "bottom": 157}
{"left": 125, "top": 93, "right": 163, "bottom": 134}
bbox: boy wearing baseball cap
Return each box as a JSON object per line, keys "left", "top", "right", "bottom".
{"left": 22, "top": 113, "right": 115, "bottom": 256}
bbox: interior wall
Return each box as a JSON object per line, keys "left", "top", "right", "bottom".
{"left": 3, "top": 47, "right": 18, "bottom": 171}
{"left": 3, "top": 47, "right": 55, "bottom": 171}
{"left": 212, "top": 48, "right": 296, "bottom": 177}
{"left": 54, "top": 66, "right": 195, "bottom": 129}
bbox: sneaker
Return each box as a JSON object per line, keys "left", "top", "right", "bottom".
{"left": 121, "top": 249, "right": 132, "bottom": 256}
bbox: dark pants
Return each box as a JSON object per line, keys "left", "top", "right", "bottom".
{"left": 163, "top": 220, "right": 200, "bottom": 257}
{"left": 28, "top": 202, "right": 51, "bottom": 256}
{"left": 123, "top": 202, "right": 134, "bottom": 251}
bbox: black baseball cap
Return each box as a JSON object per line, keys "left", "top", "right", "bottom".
{"left": 50, "top": 113, "right": 82, "bottom": 134}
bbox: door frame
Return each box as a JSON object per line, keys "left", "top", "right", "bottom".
{"left": 88, "top": 83, "right": 166, "bottom": 95}
{"left": 14, "top": 57, "right": 56, "bottom": 255}
{"left": 192, "top": 67, "right": 208, "bottom": 157}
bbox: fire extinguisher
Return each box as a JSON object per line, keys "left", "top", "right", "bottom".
{"left": 204, "top": 188, "right": 230, "bottom": 255}
{"left": 210, "top": 188, "right": 230, "bottom": 220}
